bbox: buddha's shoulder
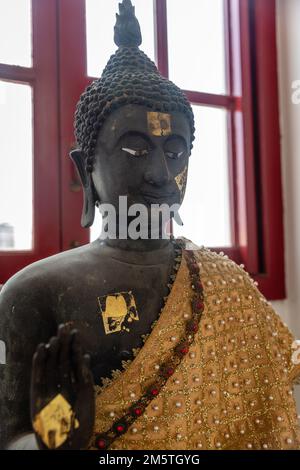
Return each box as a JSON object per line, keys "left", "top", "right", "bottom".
{"left": 188, "top": 244, "right": 249, "bottom": 278}
{"left": 0, "top": 242, "right": 101, "bottom": 300}
{"left": 188, "top": 244, "right": 261, "bottom": 293}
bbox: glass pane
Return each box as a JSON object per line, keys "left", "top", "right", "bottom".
{"left": 0, "top": 0, "right": 32, "bottom": 67}
{"left": 174, "top": 105, "right": 231, "bottom": 247}
{"left": 0, "top": 82, "right": 33, "bottom": 251}
{"left": 86, "top": 0, "right": 155, "bottom": 78}
{"left": 167, "top": 0, "right": 226, "bottom": 94}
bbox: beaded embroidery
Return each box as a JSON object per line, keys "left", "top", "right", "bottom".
{"left": 91, "top": 245, "right": 300, "bottom": 450}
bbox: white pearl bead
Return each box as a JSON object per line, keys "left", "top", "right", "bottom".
{"left": 277, "top": 416, "right": 283, "bottom": 422}
{"left": 286, "top": 438, "right": 293, "bottom": 444}
{"left": 247, "top": 443, "right": 253, "bottom": 449}
{"left": 245, "top": 379, "right": 251, "bottom": 385}
{"left": 196, "top": 399, "right": 202, "bottom": 405}
{"left": 177, "top": 433, "right": 182, "bottom": 440}
{"left": 263, "top": 444, "right": 268, "bottom": 449}
{"left": 196, "top": 419, "right": 202, "bottom": 424}
{"left": 243, "top": 359, "right": 248, "bottom": 363}
{"left": 152, "top": 405, "right": 159, "bottom": 411}
{"left": 241, "top": 340, "right": 246, "bottom": 345}
{"left": 132, "top": 427, "right": 138, "bottom": 433}
{"left": 154, "top": 364, "right": 160, "bottom": 370}
{"left": 194, "top": 377, "right": 200, "bottom": 383}
{"left": 183, "top": 313, "right": 189, "bottom": 319}
{"left": 154, "top": 425, "right": 159, "bottom": 432}
{"left": 250, "top": 401, "right": 255, "bottom": 407}
{"left": 174, "top": 379, "right": 180, "bottom": 384}
{"left": 206, "top": 324, "right": 212, "bottom": 330}
{"left": 222, "top": 346, "right": 227, "bottom": 351}
{"left": 197, "top": 443, "right": 203, "bottom": 448}
{"left": 232, "top": 278, "right": 236, "bottom": 283}
{"left": 175, "top": 401, "right": 182, "bottom": 408}
{"left": 248, "top": 295, "right": 253, "bottom": 300}
{"left": 216, "top": 442, "right": 221, "bottom": 448}
{"left": 212, "top": 263, "right": 217, "bottom": 268}
{"left": 227, "top": 298, "right": 231, "bottom": 302}
{"left": 171, "top": 336, "right": 177, "bottom": 342}
{"left": 210, "top": 390, "right": 217, "bottom": 396}
{"left": 130, "top": 392, "right": 136, "bottom": 398}
{"left": 225, "top": 433, "right": 230, "bottom": 439}
{"left": 229, "top": 316, "right": 234, "bottom": 321}
{"left": 264, "top": 378, "right": 269, "bottom": 384}
{"left": 221, "top": 320, "right": 226, "bottom": 325}
{"left": 268, "top": 395, "right": 274, "bottom": 401}
{"left": 207, "top": 281, "right": 212, "bottom": 286}
{"left": 109, "top": 411, "right": 115, "bottom": 417}
{"left": 272, "top": 332, "right": 278, "bottom": 337}
{"left": 234, "top": 382, "right": 239, "bottom": 388}
{"left": 240, "top": 429, "right": 245, "bottom": 435}
{"left": 189, "top": 352, "right": 196, "bottom": 358}
{"left": 214, "top": 419, "right": 220, "bottom": 425}
{"left": 288, "top": 390, "right": 293, "bottom": 396}
{"left": 255, "top": 419, "right": 260, "bottom": 424}
{"left": 222, "top": 280, "right": 227, "bottom": 285}
{"left": 235, "top": 405, "right": 241, "bottom": 411}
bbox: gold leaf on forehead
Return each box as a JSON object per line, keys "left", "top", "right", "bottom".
{"left": 147, "top": 112, "right": 171, "bottom": 136}
{"left": 32, "top": 394, "right": 79, "bottom": 449}
{"left": 175, "top": 166, "right": 188, "bottom": 192}
{"left": 98, "top": 291, "right": 139, "bottom": 335}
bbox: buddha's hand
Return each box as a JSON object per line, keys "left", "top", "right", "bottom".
{"left": 30, "top": 325, "right": 95, "bottom": 450}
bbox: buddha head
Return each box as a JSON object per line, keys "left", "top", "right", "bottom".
{"left": 71, "top": 0, "right": 195, "bottom": 236}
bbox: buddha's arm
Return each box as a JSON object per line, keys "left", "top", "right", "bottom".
{"left": 0, "top": 275, "right": 56, "bottom": 449}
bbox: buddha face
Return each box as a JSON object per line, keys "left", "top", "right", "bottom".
{"left": 91, "top": 104, "right": 191, "bottom": 213}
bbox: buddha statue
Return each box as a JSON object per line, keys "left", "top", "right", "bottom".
{"left": 0, "top": 0, "right": 300, "bottom": 451}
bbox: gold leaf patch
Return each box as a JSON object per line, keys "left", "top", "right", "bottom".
{"left": 147, "top": 112, "right": 171, "bottom": 136}
{"left": 98, "top": 291, "right": 139, "bottom": 335}
{"left": 33, "top": 394, "right": 79, "bottom": 449}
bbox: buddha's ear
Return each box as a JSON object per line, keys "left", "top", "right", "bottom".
{"left": 69, "top": 149, "right": 95, "bottom": 228}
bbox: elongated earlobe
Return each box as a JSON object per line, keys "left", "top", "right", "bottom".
{"left": 70, "top": 149, "right": 96, "bottom": 228}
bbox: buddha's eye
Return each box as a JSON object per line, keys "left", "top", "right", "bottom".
{"left": 122, "top": 147, "right": 148, "bottom": 157}
{"left": 165, "top": 151, "right": 184, "bottom": 160}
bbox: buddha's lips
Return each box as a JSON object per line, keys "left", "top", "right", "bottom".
{"left": 140, "top": 191, "right": 177, "bottom": 204}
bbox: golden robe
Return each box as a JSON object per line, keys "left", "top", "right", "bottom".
{"left": 92, "top": 245, "right": 300, "bottom": 450}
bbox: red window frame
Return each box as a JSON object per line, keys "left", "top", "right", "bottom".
{"left": 0, "top": 0, "right": 60, "bottom": 282}
{"left": 0, "top": 0, "right": 285, "bottom": 301}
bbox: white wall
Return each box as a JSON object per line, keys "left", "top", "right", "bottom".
{"left": 274, "top": 0, "right": 300, "bottom": 407}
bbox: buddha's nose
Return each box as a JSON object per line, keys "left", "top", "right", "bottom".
{"left": 144, "top": 148, "right": 172, "bottom": 187}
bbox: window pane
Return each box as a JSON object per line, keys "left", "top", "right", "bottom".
{"left": 86, "top": 0, "right": 155, "bottom": 78}
{"left": 0, "top": 82, "right": 33, "bottom": 250}
{"left": 0, "top": 0, "right": 32, "bottom": 67}
{"left": 167, "top": 0, "right": 226, "bottom": 94}
{"left": 174, "top": 105, "right": 231, "bottom": 247}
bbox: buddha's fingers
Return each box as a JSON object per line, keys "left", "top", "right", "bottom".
{"left": 71, "top": 330, "right": 93, "bottom": 386}
{"left": 45, "top": 336, "right": 60, "bottom": 396}
{"left": 31, "top": 343, "right": 47, "bottom": 397}
{"left": 57, "top": 325, "right": 73, "bottom": 391}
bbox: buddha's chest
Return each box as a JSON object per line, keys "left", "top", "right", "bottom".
{"left": 52, "top": 261, "right": 174, "bottom": 384}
